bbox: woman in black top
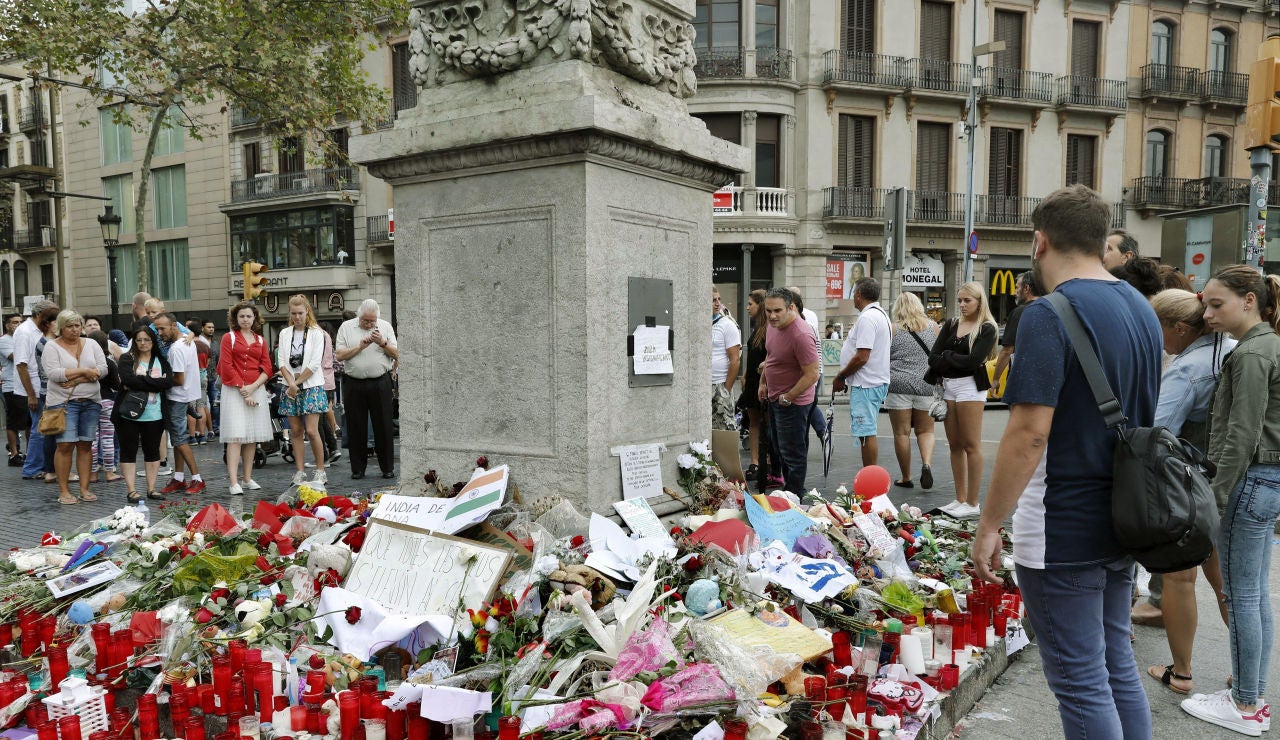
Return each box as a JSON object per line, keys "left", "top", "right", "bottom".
{"left": 927, "top": 281, "right": 999, "bottom": 519}
{"left": 739, "top": 289, "right": 776, "bottom": 489}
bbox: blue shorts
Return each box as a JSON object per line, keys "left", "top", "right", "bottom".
{"left": 55, "top": 399, "right": 101, "bottom": 444}
{"left": 164, "top": 399, "right": 191, "bottom": 446}
{"left": 848, "top": 384, "right": 888, "bottom": 438}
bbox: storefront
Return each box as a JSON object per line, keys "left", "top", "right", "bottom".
{"left": 899, "top": 253, "right": 946, "bottom": 323}
{"left": 712, "top": 243, "right": 775, "bottom": 325}
{"left": 825, "top": 250, "right": 871, "bottom": 335}
{"left": 984, "top": 257, "right": 1032, "bottom": 325}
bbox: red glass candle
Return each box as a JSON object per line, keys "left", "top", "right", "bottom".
{"left": 406, "top": 705, "right": 427, "bottom": 740}
{"left": 137, "top": 693, "right": 160, "bottom": 740}
{"left": 242, "top": 663, "right": 259, "bottom": 717}
{"left": 18, "top": 610, "right": 38, "bottom": 658}
{"left": 307, "top": 706, "right": 323, "bottom": 734}
{"left": 228, "top": 678, "right": 247, "bottom": 716}
{"left": 950, "top": 613, "right": 969, "bottom": 650}
{"left": 26, "top": 702, "right": 48, "bottom": 728}
{"left": 939, "top": 663, "right": 960, "bottom": 690}
{"left": 90, "top": 624, "right": 112, "bottom": 675}
{"left": 215, "top": 732, "right": 237, "bottom": 740}
{"left": 385, "top": 708, "right": 406, "bottom": 740}
{"left": 305, "top": 670, "right": 326, "bottom": 695}
{"left": 59, "top": 715, "right": 85, "bottom": 740}
{"left": 89, "top": 732, "right": 111, "bottom": 740}
{"left": 339, "top": 692, "right": 360, "bottom": 740}
{"left": 826, "top": 684, "right": 847, "bottom": 721}
{"left": 197, "top": 684, "right": 217, "bottom": 714}
{"left": 37, "top": 615, "right": 57, "bottom": 649}
{"left": 994, "top": 609, "right": 1010, "bottom": 636}
{"left": 212, "top": 656, "right": 231, "bottom": 715}
{"left": 0, "top": 622, "right": 12, "bottom": 647}
{"left": 722, "top": 719, "right": 748, "bottom": 740}
{"left": 46, "top": 645, "right": 70, "bottom": 690}
{"left": 847, "top": 674, "right": 868, "bottom": 718}
{"left": 36, "top": 720, "right": 58, "bottom": 740}
{"left": 254, "top": 663, "right": 274, "bottom": 723}
{"left": 496, "top": 716, "right": 520, "bottom": 740}
{"left": 228, "top": 641, "right": 247, "bottom": 675}
{"left": 172, "top": 690, "right": 192, "bottom": 733}
{"left": 830, "top": 631, "right": 853, "bottom": 668}
{"left": 360, "top": 686, "right": 377, "bottom": 720}
{"left": 880, "top": 631, "right": 901, "bottom": 665}
{"left": 110, "top": 630, "right": 134, "bottom": 680}
{"left": 107, "top": 709, "right": 131, "bottom": 739}
{"left": 804, "top": 676, "right": 826, "bottom": 705}
{"left": 800, "top": 719, "right": 823, "bottom": 740}
{"left": 186, "top": 717, "right": 207, "bottom": 740}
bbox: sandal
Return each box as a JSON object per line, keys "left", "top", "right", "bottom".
{"left": 1148, "top": 664, "right": 1193, "bottom": 695}
{"left": 147, "top": 490, "right": 166, "bottom": 501}
{"left": 79, "top": 492, "right": 98, "bottom": 502}
{"left": 894, "top": 479, "right": 915, "bottom": 489}
{"left": 105, "top": 474, "right": 124, "bottom": 482}
{"left": 58, "top": 495, "right": 78, "bottom": 505}
{"left": 127, "top": 491, "right": 142, "bottom": 503}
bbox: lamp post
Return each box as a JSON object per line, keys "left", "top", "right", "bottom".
{"left": 97, "top": 205, "right": 122, "bottom": 330}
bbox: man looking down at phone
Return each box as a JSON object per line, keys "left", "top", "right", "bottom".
{"left": 335, "top": 299, "right": 398, "bottom": 480}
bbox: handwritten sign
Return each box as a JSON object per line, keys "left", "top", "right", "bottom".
{"left": 852, "top": 513, "right": 897, "bottom": 556}
{"left": 633, "top": 325, "right": 673, "bottom": 375}
{"left": 371, "top": 495, "right": 453, "bottom": 530}
{"left": 612, "top": 497, "right": 669, "bottom": 540}
{"left": 613, "top": 443, "right": 664, "bottom": 499}
{"left": 708, "top": 607, "right": 832, "bottom": 662}
{"left": 465, "top": 523, "right": 534, "bottom": 587}
{"left": 344, "top": 520, "right": 510, "bottom": 616}
{"left": 370, "top": 466, "right": 509, "bottom": 535}
{"left": 745, "top": 494, "right": 816, "bottom": 550}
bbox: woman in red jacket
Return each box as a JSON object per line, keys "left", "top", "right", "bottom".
{"left": 217, "top": 300, "right": 273, "bottom": 495}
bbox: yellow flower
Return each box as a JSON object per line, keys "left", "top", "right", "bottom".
{"left": 298, "top": 485, "right": 325, "bottom": 506}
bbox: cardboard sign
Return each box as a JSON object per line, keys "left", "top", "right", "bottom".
{"left": 371, "top": 466, "right": 509, "bottom": 535}
{"left": 613, "top": 444, "right": 664, "bottom": 499}
{"left": 371, "top": 495, "right": 455, "bottom": 530}
{"left": 707, "top": 607, "right": 832, "bottom": 662}
{"left": 852, "top": 513, "right": 897, "bottom": 556}
{"left": 344, "top": 520, "right": 510, "bottom": 616}
{"left": 464, "top": 523, "right": 534, "bottom": 586}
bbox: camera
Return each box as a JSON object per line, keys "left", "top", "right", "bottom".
{"left": 289, "top": 353, "right": 304, "bottom": 369}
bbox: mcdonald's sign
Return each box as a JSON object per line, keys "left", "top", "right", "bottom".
{"left": 990, "top": 269, "right": 1018, "bottom": 297}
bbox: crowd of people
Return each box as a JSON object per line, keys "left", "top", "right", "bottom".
{"left": 0, "top": 292, "right": 400, "bottom": 503}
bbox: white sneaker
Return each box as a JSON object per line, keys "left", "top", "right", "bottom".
{"left": 952, "top": 503, "right": 982, "bottom": 519}
{"left": 939, "top": 501, "right": 961, "bottom": 514}
{"left": 312, "top": 470, "right": 328, "bottom": 487}
{"left": 157, "top": 465, "right": 173, "bottom": 476}
{"left": 229, "top": 483, "right": 244, "bottom": 496}
{"left": 1181, "top": 692, "right": 1266, "bottom": 736}
{"left": 291, "top": 470, "right": 308, "bottom": 486}
{"left": 245, "top": 479, "right": 262, "bottom": 490}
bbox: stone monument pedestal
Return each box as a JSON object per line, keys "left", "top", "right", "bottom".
{"left": 353, "top": 24, "right": 747, "bottom": 513}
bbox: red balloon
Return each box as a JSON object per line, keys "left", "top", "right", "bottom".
{"left": 853, "top": 465, "right": 892, "bottom": 499}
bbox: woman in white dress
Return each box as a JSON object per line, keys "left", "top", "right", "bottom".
{"left": 216, "top": 301, "right": 274, "bottom": 495}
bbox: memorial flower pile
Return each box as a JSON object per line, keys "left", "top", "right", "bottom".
{"left": 0, "top": 458, "right": 1022, "bottom": 740}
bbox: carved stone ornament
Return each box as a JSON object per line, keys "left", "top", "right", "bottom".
{"left": 408, "top": 0, "right": 700, "bottom": 98}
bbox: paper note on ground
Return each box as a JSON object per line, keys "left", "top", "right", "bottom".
{"left": 613, "top": 497, "right": 671, "bottom": 540}
{"left": 745, "top": 494, "right": 816, "bottom": 550}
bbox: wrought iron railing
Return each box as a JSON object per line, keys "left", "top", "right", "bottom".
{"left": 230, "top": 107, "right": 261, "bottom": 128}
{"left": 976, "top": 195, "right": 1042, "bottom": 226}
{"left": 907, "top": 59, "right": 971, "bottom": 94}
{"left": 17, "top": 104, "right": 44, "bottom": 130}
{"left": 1054, "top": 75, "right": 1128, "bottom": 110}
{"left": 694, "top": 47, "right": 745, "bottom": 78}
{"left": 755, "top": 47, "right": 794, "bottom": 80}
{"left": 1129, "top": 175, "right": 1253, "bottom": 209}
{"left": 979, "top": 67, "right": 1053, "bottom": 104}
{"left": 229, "top": 166, "right": 360, "bottom": 203}
{"left": 823, "top": 187, "right": 890, "bottom": 219}
{"left": 1140, "top": 64, "right": 1201, "bottom": 99}
{"left": 12, "top": 227, "right": 54, "bottom": 252}
{"left": 1201, "top": 70, "right": 1248, "bottom": 105}
{"left": 910, "top": 190, "right": 966, "bottom": 223}
{"left": 367, "top": 214, "right": 391, "bottom": 243}
{"left": 823, "top": 51, "right": 908, "bottom": 88}
{"left": 1111, "top": 202, "right": 1126, "bottom": 229}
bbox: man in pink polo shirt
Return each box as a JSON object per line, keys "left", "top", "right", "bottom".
{"left": 757, "top": 287, "right": 820, "bottom": 495}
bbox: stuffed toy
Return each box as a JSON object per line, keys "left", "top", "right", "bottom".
{"left": 234, "top": 598, "right": 273, "bottom": 641}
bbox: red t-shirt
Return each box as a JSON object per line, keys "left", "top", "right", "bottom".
{"left": 764, "top": 317, "right": 819, "bottom": 406}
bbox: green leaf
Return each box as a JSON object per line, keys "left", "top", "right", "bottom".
{"left": 272, "top": 612, "right": 286, "bottom": 628}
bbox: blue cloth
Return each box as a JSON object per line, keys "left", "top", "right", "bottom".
{"left": 1220, "top": 463, "right": 1280, "bottom": 706}
{"left": 108, "top": 329, "right": 128, "bottom": 348}
{"left": 768, "top": 400, "right": 809, "bottom": 496}
{"left": 1016, "top": 560, "right": 1152, "bottom": 738}
{"left": 54, "top": 399, "right": 101, "bottom": 444}
{"left": 22, "top": 399, "right": 46, "bottom": 477}
{"left": 847, "top": 383, "right": 887, "bottom": 438}
{"left": 1004, "top": 279, "right": 1162, "bottom": 569}
{"left": 1155, "top": 333, "right": 1235, "bottom": 432}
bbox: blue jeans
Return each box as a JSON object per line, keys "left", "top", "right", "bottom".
{"left": 53, "top": 399, "right": 101, "bottom": 444}
{"left": 1220, "top": 463, "right": 1280, "bottom": 707}
{"left": 163, "top": 400, "right": 191, "bottom": 447}
{"left": 1016, "top": 560, "right": 1152, "bottom": 739}
{"left": 768, "top": 400, "right": 810, "bottom": 496}
{"left": 22, "top": 397, "right": 46, "bottom": 477}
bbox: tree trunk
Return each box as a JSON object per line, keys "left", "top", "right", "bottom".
{"left": 133, "top": 99, "right": 171, "bottom": 295}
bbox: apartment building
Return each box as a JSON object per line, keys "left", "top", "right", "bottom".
{"left": 700, "top": 0, "right": 1131, "bottom": 327}
{"left": 0, "top": 69, "right": 65, "bottom": 313}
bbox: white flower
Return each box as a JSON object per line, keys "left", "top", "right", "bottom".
{"left": 689, "top": 440, "right": 711, "bottom": 457}
{"left": 836, "top": 485, "right": 848, "bottom": 497}
{"left": 458, "top": 546, "right": 480, "bottom": 565}
{"left": 676, "top": 453, "right": 699, "bottom": 470}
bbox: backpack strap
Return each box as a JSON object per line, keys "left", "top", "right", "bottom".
{"left": 1043, "top": 291, "right": 1128, "bottom": 430}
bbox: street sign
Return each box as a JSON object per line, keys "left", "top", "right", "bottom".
{"left": 967, "top": 232, "right": 979, "bottom": 255}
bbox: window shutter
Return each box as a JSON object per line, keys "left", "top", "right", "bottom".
{"left": 993, "top": 11, "right": 1024, "bottom": 70}
{"left": 919, "top": 2, "right": 952, "bottom": 61}
{"left": 916, "top": 122, "right": 950, "bottom": 192}
{"left": 838, "top": 115, "right": 875, "bottom": 188}
{"left": 392, "top": 43, "right": 418, "bottom": 113}
{"left": 842, "top": 0, "right": 874, "bottom": 54}
{"left": 988, "top": 128, "right": 1022, "bottom": 197}
{"left": 1071, "top": 21, "right": 1099, "bottom": 78}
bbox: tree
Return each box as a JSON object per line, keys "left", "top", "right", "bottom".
{"left": 1, "top": 0, "right": 407, "bottom": 295}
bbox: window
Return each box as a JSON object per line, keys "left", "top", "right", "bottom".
{"left": 151, "top": 166, "right": 187, "bottom": 229}
{"left": 1065, "top": 134, "right": 1097, "bottom": 189}
{"left": 1151, "top": 21, "right": 1174, "bottom": 67}
{"left": 243, "top": 142, "right": 262, "bottom": 179}
{"left": 755, "top": 114, "right": 780, "bottom": 188}
{"left": 988, "top": 127, "right": 1023, "bottom": 223}
{"left": 919, "top": 2, "right": 952, "bottom": 61}
{"left": 915, "top": 122, "right": 951, "bottom": 193}
{"left": 278, "top": 137, "right": 305, "bottom": 175}
{"left": 391, "top": 42, "right": 418, "bottom": 114}
{"left": 1205, "top": 134, "right": 1228, "bottom": 178}
{"left": 992, "top": 10, "right": 1024, "bottom": 71}
{"left": 693, "top": 113, "right": 742, "bottom": 144}
{"left": 99, "top": 107, "right": 132, "bottom": 165}
{"left": 28, "top": 200, "right": 51, "bottom": 230}
{"left": 102, "top": 174, "right": 135, "bottom": 235}
{"left": 40, "top": 265, "right": 53, "bottom": 295}
{"left": 326, "top": 128, "right": 350, "bottom": 169}
{"left": 31, "top": 137, "right": 49, "bottom": 168}
{"left": 837, "top": 115, "right": 875, "bottom": 188}
{"left": 842, "top": 0, "right": 874, "bottom": 54}
{"left": 230, "top": 206, "right": 355, "bottom": 270}
{"left": 693, "top": 0, "right": 741, "bottom": 49}
{"left": 115, "top": 239, "right": 191, "bottom": 302}
{"left": 756, "top": 0, "right": 778, "bottom": 48}
{"left": 13, "top": 260, "right": 27, "bottom": 308}
{"left": 1071, "top": 20, "right": 1100, "bottom": 79}
{"left": 1210, "top": 29, "right": 1233, "bottom": 74}
{"left": 154, "top": 106, "right": 184, "bottom": 156}
{"left": 0, "top": 262, "right": 9, "bottom": 307}
{"left": 1146, "top": 130, "right": 1171, "bottom": 178}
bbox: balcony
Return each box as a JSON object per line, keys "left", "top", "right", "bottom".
{"left": 17, "top": 104, "right": 44, "bottom": 131}
{"left": 978, "top": 67, "right": 1053, "bottom": 105}
{"left": 230, "top": 107, "right": 262, "bottom": 129}
{"left": 1129, "top": 175, "right": 1253, "bottom": 210}
{"left": 229, "top": 166, "right": 360, "bottom": 203}
{"left": 1140, "top": 64, "right": 1201, "bottom": 101}
{"left": 13, "top": 227, "right": 55, "bottom": 254}
{"left": 1055, "top": 75, "right": 1128, "bottom": 111}
{"left": 1112, "top": 202, "right": 1127, "bottom": 230}
{"left": 906, "top": 59, "right": 972, "bottom": 96}
{"left": 755, "top": 47, "right": 794, "bottom": 81}
{"left": 823, "top": 51, "right": 908, "bottom": 90}
{"left": 976, "top": 195, "right": 1042, "bottom": 227}
{"left": 1201, "top": 70, "right": 1248, "bottom": 107}
{"left": 824, "top": 187, "right": 1045, "bottom": 229}
{"left": 694, "top": 47, "right": 745, "bottom": 78}
{"left": 823, "top": 186, "right": 890, "bottom": 219}
{"left": 374, "top": 91, "right": 419, "bottom": 130}
{"left": 367, "top": 214, "right": 392, "bottom": 244}
{"left": 693, "top": 46, "right": 795, "bottom": 82}
{"left": 713, "top": 186, "right": 791, "bottom": 217}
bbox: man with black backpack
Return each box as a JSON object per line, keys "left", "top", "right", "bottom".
{"left": 970, "top": 185, "right": 1163, "bottom": 739}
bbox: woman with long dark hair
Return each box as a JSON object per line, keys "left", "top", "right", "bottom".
{"left": 114, "top": 327, "right": 173, "bottom": 501}
{"left": 739, "top": 289, "right": 777, "bottom": 489}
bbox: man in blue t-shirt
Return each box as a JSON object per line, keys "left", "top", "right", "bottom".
{"left": 971, "top": 185, "right": 1162, "bottom": 739}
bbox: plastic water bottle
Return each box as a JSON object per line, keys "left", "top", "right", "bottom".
{"left": 137, "top": 499, "right": 150, "bottom": 527}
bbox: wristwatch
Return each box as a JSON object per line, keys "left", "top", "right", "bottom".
{"left": 779, "top": 395, "right": 792, "bottom": 407}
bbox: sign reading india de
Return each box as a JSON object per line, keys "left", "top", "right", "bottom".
{"left": 371, "top": 466, "right": 509, "bottom": 535}
{"left": 612, "top": 443, "right": 665, "bottom": 499}
{"left": 344, "top": 520, "right": 510, "bottom": 617}
{"left": 900, "top": 254, "right": 945, "bottom": 289}
{"left": 632, "top": 325, "right": 673, "bottom": 375}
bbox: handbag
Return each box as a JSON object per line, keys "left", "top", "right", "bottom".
{"left": 908, "top": 330, "right": 947, "bottom": 421}
{"left": 116, "top": 391, "right": 149, "bottom": 421}
{"left": 1044, "top": 292, "right": 1218, "bottom": 574}
{"left": 38, "top": 406, "right": 66, "bottom": 435}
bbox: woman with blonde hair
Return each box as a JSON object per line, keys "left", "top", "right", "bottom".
{"left": 42, "top": 311, "right": 108, "bottom": 504}
{"left": 885, "top": 292, "right": 939, "bottom": 489}
{"left": 278, "top": 295, "right": 329, "bottom": 487}
{"left": 927, "top": 281, "right": 999, "bottom": 518}
{"left": 1143, "top": 289, "right": 1233, "bottom": 696}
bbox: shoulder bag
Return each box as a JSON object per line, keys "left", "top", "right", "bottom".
{"left": 1044, "top": 292, "right": 1218, "bottom": 574}
{"left": 37, "top": 406, "right": 66, "bottom": 435}
{"left": 908, "top": 330, "right": 947, "bottom": 421}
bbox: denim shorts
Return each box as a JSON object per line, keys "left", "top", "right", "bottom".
{"left": 164, "top": 399, "right": 191, "bottom": 446}
{"left": 54, "top": 399, "right": 101, "bottom": 444}
{"left": 848, "top": 384, "right": 888, "bottom": 437}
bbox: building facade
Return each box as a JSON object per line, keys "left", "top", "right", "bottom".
{"left": 700, "top": 0, "right": 1131, "bottom": 329}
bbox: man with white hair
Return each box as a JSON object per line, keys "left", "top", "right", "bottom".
{"left": 335, "top": 299, "right": 398, "bottom": 479}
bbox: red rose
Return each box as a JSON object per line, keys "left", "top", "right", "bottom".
{"left": 683, "top": 556, "right": 704, "bottom": 572}
{"left": 195, "top": 608, "right": 214, "bottom": 624}
{"left": 344, "top": 606, "right": 362, "bottom": 625}
{"left": 423, "top": 470, "right": 438, "bottom": 485}
{"left": 275, "top": 593, "right": 287, "bottom": 608}
{"left": 669, "top": 526, "right": 684, "bottom": 538}
{"left": 255, "top": 556, "right": 272, "bottom": 572}
{"left": 210, "top": 588, "right": 230, "bottom": 603}
{"left": 308, "top": 654, "right": 326, "bottom": 670}
{"left": 569, "top": 535, "right": 585, "bottom": 549}
{"left": 317, "top": 569, "right": 341, "bottom": 589}
{"left": 451, "top": 482, "right": 465, "bottom": 495}
{"left": 257, "top": 533, "right": 273, "bottom": 549}
{"left": 342, "top": 527, "right": 367, "bottom": 553}
{"left": 476, "top": 456, "right": 489, "bottom": 469}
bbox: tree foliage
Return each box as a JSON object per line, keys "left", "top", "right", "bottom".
{"left": 1, "top": 0, "right": 408, "bottom": 293}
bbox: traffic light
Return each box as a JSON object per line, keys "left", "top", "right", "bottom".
{"left": 243, "top": 261, "right": 268, "bottom": 301}
{"left": 1245, "top": 35, "right": 1280, "bottom": 150}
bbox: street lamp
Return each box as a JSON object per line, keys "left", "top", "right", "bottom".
{"left": 97, "top": 205, "right": 122, "bottom": 330}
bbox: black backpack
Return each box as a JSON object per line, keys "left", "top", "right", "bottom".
{"left": 1045, "top": 292, "right": 1219, "bottom": 574}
